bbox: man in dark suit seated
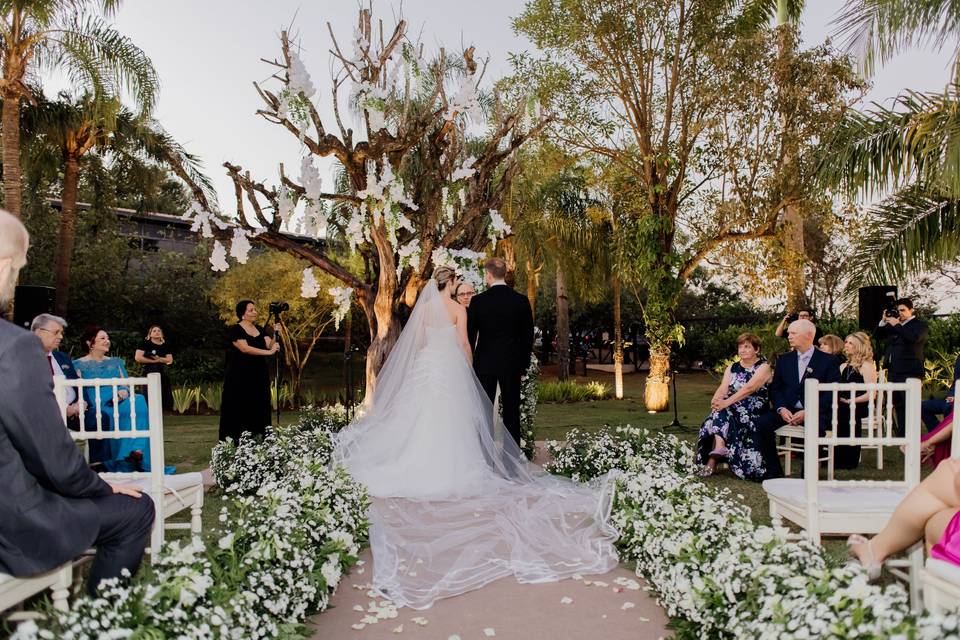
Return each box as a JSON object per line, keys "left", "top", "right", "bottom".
{"left": 874, "top": 298, "right": 928, "bottom": 436}
{"left": 0, "top": 209, "right": 154, "bottom": 595}
{"left": 756, "top": 319, "right": 842, "bottom": 478}
{"left": 31, "top": 313, "right": 84, "bottom": 429}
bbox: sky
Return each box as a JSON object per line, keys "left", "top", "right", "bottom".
{"left": 95, "top": 1, "right": 957, "bottom": 214}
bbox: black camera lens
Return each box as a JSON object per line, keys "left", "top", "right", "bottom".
{"left": 269, "top": 301, "right": 290, "bottom": 314}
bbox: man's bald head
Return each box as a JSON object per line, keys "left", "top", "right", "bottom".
{"left": 0, "top": 209, "right": 29, "bottom": 308}
{"left": 787, "top": 318, "right": 816, "bottom": 352}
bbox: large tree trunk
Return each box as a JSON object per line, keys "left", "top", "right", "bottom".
{"left": 644, "top": 345, "right": 671, "bottom": 412}
{"left": 54, "top": 155, "right": 80, "bottom": 316}
{"left": 1, "top": 96, "right": 21, "bottom": 217}
{"left": 555, "top": 264, "right": 570, "bottom": 382}
{"left": 525, "top": 259, "right": 539, "bottom": 317}
{"left": 612, "top": 275, "right": 623, "bottom": 400}
{"left": 777, "top": 15, "right": 806, "bottom": 311}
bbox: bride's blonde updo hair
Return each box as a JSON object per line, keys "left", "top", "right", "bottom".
{"left": 433, "top": 266, "right": 457, "bottom": 292}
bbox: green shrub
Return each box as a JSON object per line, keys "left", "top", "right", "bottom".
{"left": 538, "top": 379, "right": 611, "bottom": 403}
{"left": 201, "top": 382, "right": 224, "bottom": 412}
{"left": 171, "top": 385, "right": 200, "bottom": 414}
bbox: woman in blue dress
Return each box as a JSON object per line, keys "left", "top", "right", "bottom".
{"left": 75, "top": 326, "right": 158, "bottom": 472}
{"left": 696, "top": 333, "right": 773, "bottom": 480}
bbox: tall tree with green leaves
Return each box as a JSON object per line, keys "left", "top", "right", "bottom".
{"left": 0, "top": 0, "right": 157, "bottom": 217}
{"left": 514, "top": 0, "right": 860, "bottom": 410}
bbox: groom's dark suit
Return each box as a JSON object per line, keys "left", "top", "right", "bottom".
{"left": 756, "top": 348, "right": 842, "bottom": 478}
{"left": 468, "top": 283, "right": 535, "bottom": 446}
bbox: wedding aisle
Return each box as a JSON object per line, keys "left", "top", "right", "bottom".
{"left": 307, "top": 548, "right": 669, "bottom": 640}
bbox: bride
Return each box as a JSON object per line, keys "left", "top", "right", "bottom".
{"left": 332, "top": 266, "right": 619, "bottom": 609}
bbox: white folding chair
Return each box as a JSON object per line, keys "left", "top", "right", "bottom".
{"left": 921, "top": 380, "right": 960, "bottom": 614}
{"left": 763, "top": 377, "right": 923, "bottom": 609}
{"left": 0, "top": 565, "right": 71, "bottom": 618}
{"left": 859, "top": 368, "right": 891, "bottom": 470}
{"left": 56, "top": 372, "right": 203, "bottom": 553}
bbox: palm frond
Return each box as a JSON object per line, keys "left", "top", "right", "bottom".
{"left": 738, "top": 0, "right": 805, "bottom": 30}
{"left": 46, "top": 13, "right": 159, "bottom": 115}
{"left": 833, "top": 0, "right": 960, "bottom": 77}
{"left": 822, "top": 82, "right": 960, "bottom": 199}
{"left": 844, "top": 184, "right": 960, "bottom": 290}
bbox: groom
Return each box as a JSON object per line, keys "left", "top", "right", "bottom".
{"left": 468, "top": 257, "right": 535, "bottom": 447}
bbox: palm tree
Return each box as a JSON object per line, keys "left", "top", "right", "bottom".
{"left": 24, "top": 93, "right": 209, "bottom": 315}
{"left": 824, "top": 0, "right": 960, "bottom": 285}
{"left": 0, "top": 0, "right": 157, "bottom": 217}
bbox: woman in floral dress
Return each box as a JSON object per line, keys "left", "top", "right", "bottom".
{"left": 697, "top": 333, "right": 773, "bottom": 480}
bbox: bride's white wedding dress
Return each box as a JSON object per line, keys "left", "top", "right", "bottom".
{"left": 332, "top": 280, "right": 619, "bottom": 609}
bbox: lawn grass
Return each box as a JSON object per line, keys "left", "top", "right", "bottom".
{"left": 165, "top": 369, "right": 907, "bottom": 568}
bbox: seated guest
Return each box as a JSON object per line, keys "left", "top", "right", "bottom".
{"left": 696, "top": 333, "right": 773, "bottom": 480}
{"left": 920, "top": 416, "right": 954, "bottom": 469}
{"left": 0, "top": 209, "right": 154, "bottom": 595}
{"left": 31, "top": 313, "right": 84, "bottom": 427}
{"left": 75, "top": 326, "right": 172, "bottom": 473}
{"left": 850, "top": 457, "right": 960, "bottom": 578}
{"left": 834, "top": 332, "right": 878, "bottom": 470}
{"left": 756, "top": 319, "right": 842, "bottom": 478}
{"left": 818, "top": 334, "right": 844, "bottom": 357}
{"left": 922, "top": 352, "right": 960, "bottom": 432}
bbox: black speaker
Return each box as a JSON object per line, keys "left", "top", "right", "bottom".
{"left": 13, "top": 285, "right": 55, "bottom": 330}
{"left": 858, "top": 285, "right": 897, "bottom": 330}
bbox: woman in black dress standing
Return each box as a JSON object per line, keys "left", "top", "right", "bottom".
{"left": 135, "top": 325, "right": 174, "bottom": 411}
{"left": 219, "top": 300, "right": 278, "bottom": 442}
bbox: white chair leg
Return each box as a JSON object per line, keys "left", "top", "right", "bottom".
{"left": 908, "top": 543, "right": 924, "bottom": 612}
{"left": 191, "top": 491, "right": 204, "bottom": 541}
{"left": 784, "top": 439, "right": 792, "bottom": 476}
{"left": 878, "top": 443, "right": 884, "bottom": 470}
{"left": 52, "top": 565, "right": 71, "bottom": 612}
{"left": 827, "top": 446, "right": 835, "bottom": 481}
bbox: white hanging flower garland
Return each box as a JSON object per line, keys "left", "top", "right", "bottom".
{"left": 301, "top": 267, "right": 322, "bottom": 299}
{"left": 329, "top": 286, "right": 353, "bottom": 330}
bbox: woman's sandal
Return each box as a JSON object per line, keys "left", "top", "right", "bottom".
{"left": 847, "top": 534, "right": 882, "bottom": 580}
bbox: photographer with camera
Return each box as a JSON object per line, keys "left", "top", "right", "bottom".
{"left": 874, "top": 297, "right": 928, "bottom": 437}
{"left": 218, "top": 300, "right": 281, "bottom": 442}
{"left": 775, "top": 307, "right": 823, "bottom": 344}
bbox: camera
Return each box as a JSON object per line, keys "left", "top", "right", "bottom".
{"left": 269, "top": 301, "right": 290, "bottom": 315}
{"left": 884, "top": 306, "right": 900, "bottom": 319}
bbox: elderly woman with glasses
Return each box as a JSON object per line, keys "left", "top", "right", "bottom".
{"left": 454, "top": 281, "right": 477, "bottom": 307}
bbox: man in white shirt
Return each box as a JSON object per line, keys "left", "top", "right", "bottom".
{"left": 31, "top": 313, "right": 83, "bottom": 425}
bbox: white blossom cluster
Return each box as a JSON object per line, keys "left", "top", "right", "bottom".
{"left": 277, "top": 50, "right": 316, "bottom": 135}
{"left": 329, "top": 286, "right": 353, "bottom": 330}
{"left": 547, "top": 428, "right": 960, "bottom": 639}
{"left": 397, "top": 238, "right": 421, "bottom": 278}
{"left": 445, "top": 71, "right": 484, "bottom": 123}
{"left": 299, "top": 156, "right": 327, "bottom": 238}
{"left": 352, "top": 157, "right": 419, "bottom": 252}
{"left": 518, "top": 354, "right": 540, "bottom": 459}
{"left": 300, "top": 267, "right": 321, "bottom": 299}
{"left": 229, "top": 227, "right": 252, "bottom": 264}
{"left": 487, "top": 209, "right": 511, "bottom": 250}
{"left": 209, "top": 240, "right": 229, "bottom": 272}
{"left": 431, "top": 246, "right": 487, "bottom": 289}
{"left": 545, "top": 425, "right": 661, "bottom": 482}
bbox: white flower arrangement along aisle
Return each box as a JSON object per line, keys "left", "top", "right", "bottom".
{"left": 546, "top": 427, "right": 960, "bottom": 640}
{"left": 13, "top": 406, "right": 368, "bottom": 640}
{"left": 16, "top": 410, "right": 960, "bottom": 638}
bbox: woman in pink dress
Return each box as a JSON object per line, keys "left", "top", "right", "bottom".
{"left": 849, "top": 457, "right": 960, "bottom": 575}
{"left": 920, "top": 414, "right": 954, "bottom": 469}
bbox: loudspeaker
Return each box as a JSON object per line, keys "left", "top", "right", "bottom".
{"left": 858, "top": 285, "right": 897, "bottom": 331}
{"left": 13, "top": 285, "right": 55, "bottom": 330}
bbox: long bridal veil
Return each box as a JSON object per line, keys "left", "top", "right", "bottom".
{"left": 332, "top": 280, "right": 619, "bottom": 609}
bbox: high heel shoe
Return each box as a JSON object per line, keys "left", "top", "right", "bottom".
{"left": 847, "top": 534, "right": 882, "bottom": 580}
